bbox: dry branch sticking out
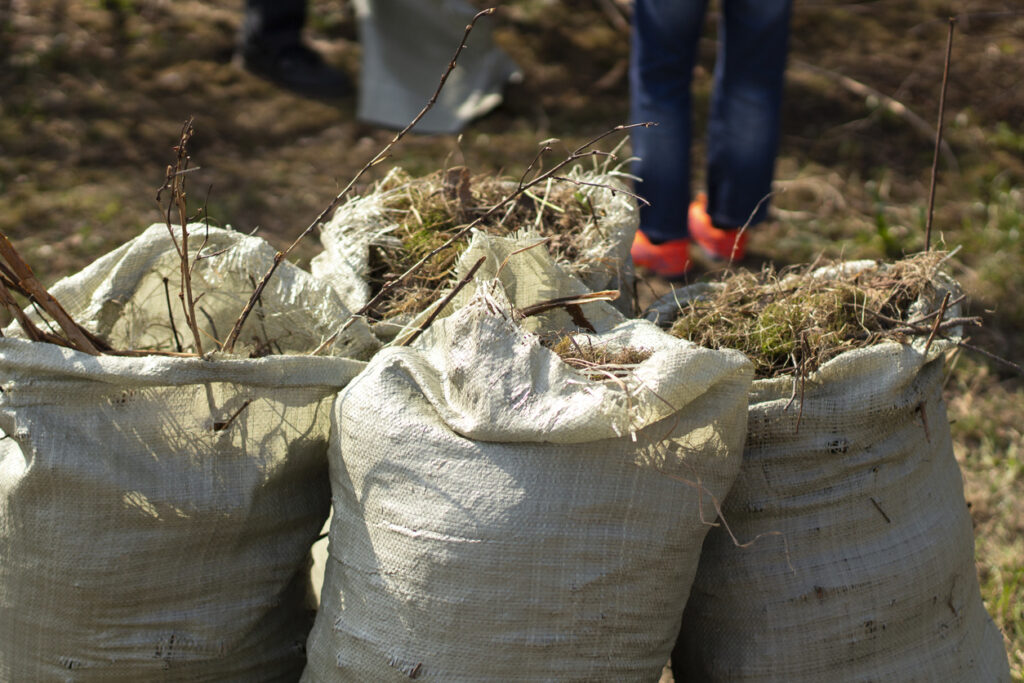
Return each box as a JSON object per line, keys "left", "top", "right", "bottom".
{"left": 0, "top": 231, "right": 103, "bottom": 354}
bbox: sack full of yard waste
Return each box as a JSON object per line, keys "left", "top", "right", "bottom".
{"left": 310, "top": 165, "right": 638, "bottom": 341}
{"left": 0, "top": 224, "right": 372, "bottom": 680}
{"left": 302, "top": 273, "right": 753, "bottom": 681}
{"left": 649, "top": 256, "right": 1011, "bottom": 681}
{"left": 308, "top": 228, "right": 630, "bottom": 605}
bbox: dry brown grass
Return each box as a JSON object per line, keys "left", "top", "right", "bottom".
{"left": 363, "top": 169, "right": 594, "bottom": 320}
{"left": 546, "top": 334, "right": 653, "bottom": 380}
{"left": 669, "top": 252, "right": 956, "bottom": 378}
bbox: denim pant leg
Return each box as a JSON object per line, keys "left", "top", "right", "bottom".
{"left": 706, "top": 0, "right": 792, "bottom": 229}
{"left": 241, "top": 0, "right": 308, "bottom": 52}
{"left": 629, "top": 0, "right": 709, "bottom": 243}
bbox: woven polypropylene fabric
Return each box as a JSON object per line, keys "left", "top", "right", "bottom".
{"left": 0, "top": 340, "right": 364, "bottom": 680}
{"left": 672, "top": 342, "right": 1011, "bottom": 680}
{"left": 0, "top": 225, "right": 370, "bottom": 680}
{"left": 303, "top": 282, "right": 753, "bottom": 681}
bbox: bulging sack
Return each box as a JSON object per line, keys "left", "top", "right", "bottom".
{"left": 660, "top": 271, "right": 1011, "bottom": 681}
{"left": 304, "top": 281, "right": 753, "bottom": 681}
{"left": 0, "top": 225, "right": 370, "bottom": 680}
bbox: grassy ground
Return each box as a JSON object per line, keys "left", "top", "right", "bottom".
{"left": 1, "top": 0, "right": 1021, "bottom": 676}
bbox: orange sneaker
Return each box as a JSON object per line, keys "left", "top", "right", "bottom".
{"left": 689, "top": 193, "right": 748, "bottom": 262}
{"left": 631, "top": 229, "right": 692, "bottom": 278}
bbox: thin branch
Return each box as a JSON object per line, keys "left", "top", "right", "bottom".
{"left": 213, "top": 399, "right": 252, "bottom": 432}
{"left": 162, "top": 277, "right": 184, "bottom": 352}
{"left": 0, "top": 232, "right": 100, "bottom": 354}
{"left": 157, "top": 118, "right": 204, "bottom": 355}
{"left": 790, "top": 60, "right": 957, "bottom": 171}
{"left": 517, "top": 290, "right": 620, "bottom": 319}
{"left": 923, "top": 291, "right": 951, "bottom": 355}
{"left": 925, "top": 18, "right": 956, "bottom": 251}
{"left": 399, "top": 256, "right": 487, "bottom": 347}
{"left": 549, "top": 175, "right": 651, "bottom": 206}
{"left": 224, "top": 9, "right": 499, "bottom": 353}
{"left": 495, "top": 237, "right": 552, "bottom": 278}
{"left": 957, "top": 340, "right": 1024, "bottom": 376}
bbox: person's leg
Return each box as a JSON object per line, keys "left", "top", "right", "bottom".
{"left": 238, "top": 0, "right": 352, "bottom": 98}
{"left": 630, "top": 0, "right": 709, "bottom": 244}
{"left": 705, "top": 0, "right": 792, "bottom": 229}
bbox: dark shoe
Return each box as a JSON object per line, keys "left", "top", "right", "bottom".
{"left": 241, "top": 43, "right": 353, "bottom": 99}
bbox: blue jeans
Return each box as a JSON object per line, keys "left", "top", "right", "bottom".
{"left": 630, "top": 0, "right": 792, "bottom": 241}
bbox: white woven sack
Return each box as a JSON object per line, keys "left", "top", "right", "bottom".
{"left": 310, "top": 166, "right": 638, "bottom": 339}
{"left": 0, "top": 344, "right": 365, "bottom": 680}
{"left": 655, "top": 271, "right": 1012, "bottom": 681}
{"left": 27, "top": 223, "right": 378, "bottom": 359}
{"left": 303, "top": 280, "right": 753, "bottom": 681}
{"left": 308, "top": 229, "right": 632, "bottom": 607}
{"left": 0, "top": 225, "right": 372, "bottom": 680}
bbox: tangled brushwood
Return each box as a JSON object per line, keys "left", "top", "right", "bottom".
{"left": 669, "top": 252, "right": 970, "bottom": 379}
{"left": 364, "top": 168, "right": 599, "bottom": 321}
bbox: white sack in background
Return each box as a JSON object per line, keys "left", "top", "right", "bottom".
{"left": 353, "top": 0, "right": 520, "bottom": 134}
{"left": 657, "top": 273, "right": 1011, "bottom": 681}
{"left": 303, "top": 280, "right": 753, "bottom": 681}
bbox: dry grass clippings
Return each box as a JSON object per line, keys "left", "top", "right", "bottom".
{"left": 669, "top": 252, "right": 955, "bottom": 378}
{"left": 546, "top": 334, "right": 653, "bottom": 381}
{"left": 363, "top": 168, "right": 597, "bottom": 321}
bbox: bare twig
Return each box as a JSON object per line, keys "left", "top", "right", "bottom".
{"left": 923, "top": 291, "right": 951, "bottom": 355}
{"left": 870, "top": 497, "right": 892, "bottom": 524}
{"left": 495, "top": 237, "right": 553, "bottom": 278}
{"left": 162, "top": 277, "right": 184, "bottom": 352}
{"left": 957, "top": 340, "right": 1024, "bottom": 376}
{"left": 925, "top": 18, "right": 956, "bottom": 251}
{"left": 790, "top": 60, "right": 957, "bottom": 171}
{"left": 549, "top": 175, "right": 650, "bottom": 206}
{"left": 224, "top": 9, "right": 499, "bottom": 353}
{"left": 213, "top": 399, "right": 252, "bottom": 432}
{"left": 156, "top": 118, "right": 205, "bottom": 354}
{"left": 399, "top": 256, "right": 487, "bottom": 347}
{"left": 517, "top": 290, "right": 620, "bottom": 319}
{"left": 0, "top": 232, "right": 100, "bottom": 354}
{"left": 0, "top": 279, "right": 47, "bottom": 342}
{"left": 907, "top": 294, "right": 966, "bottom": 324}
